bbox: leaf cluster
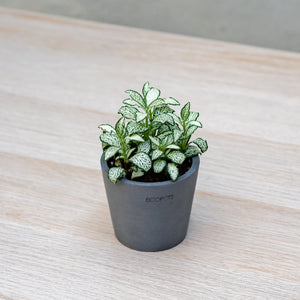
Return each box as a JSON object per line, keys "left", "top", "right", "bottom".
{"left": 99, "top": 82, "right": 208, "bottom": 183}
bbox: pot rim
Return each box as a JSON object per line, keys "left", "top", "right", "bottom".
{"left": 100, "top": 154, "right": 200, "bottom": 187}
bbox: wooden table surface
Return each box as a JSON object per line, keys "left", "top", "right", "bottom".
{"left": 0, "top": 7, "right": 300, "bottom": 300}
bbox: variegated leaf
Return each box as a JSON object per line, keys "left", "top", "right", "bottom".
{"left": 170, "top": 113, "right": 181, "bottom": 123}
{"left": 186, "top": 125, "right": 198, "bottom": 137}
{"left": 108, "top": 167, "right": 126, "bottom": 184}
{"left": 126, "top": 134, "right": 144, "bottom": 143}
{"left": 188, "top": 120, "right": 202, "bottom": 128}
{"left": 142, "top": 81, "right": 150, "bottom": 97}
{"left": 164, "top": 97, "right": 180, "bottom": 106}
{"left": 118, "top": 106, "right": 138, "bottom": 119}
{"left": 130, "top": 153, "right": 152, "bottom": 172}
{"left": 148, "top": 98, "right": 165, "bottom": 108}
{"left": 100, "top": 133, "right": 121, "bottom": 147}
{"left": 146, "top": 87, "right": 160, "bottom": 105}
{"left": 98, "top": 124, "right": 116, "bottom": 133}
{"left": 135, "top": 112, "right": 147, "bottom": 122}
{"left": 153, "top": 106, "right": 175, "bottom": 116}
{"left": 104, "top": 146, "right": 120, "bottom": 161}
{"left": 187, "top": 111, "right": 199, "bottom": 122}
{"left": 166, "top": 144, "right": 180, "bottom": 150}
{"left": 153, "top": 113, "right": 174, "bottom": 125}
{"left": 126, "top": 147, "right": 136, "bottom": 158}
{"left": 173, "top": 129, "right": 183, "bottom": 143}
{"left": 115, "top": 117, "right": 125, "bottom": 135}
{"left": 123, "top": 98, "right": 138, "bottom": 106}
{"left": 138, "top": 140, "right": 151, "bottom": 154}
{"left": 152, "top": 149, "right": 164, "bottom": 160}
{"left": 167, "top": 150, "right": 186, "bottom": 164}
{"left": 192, "top": 138, "right": 208, "bottom": 153}
{"left": 149, "top": 136, "right": 160, "bottom": 147}
{"left": 185, "top": 145, "right": 200, "bottom": 158}
{"left": 181, "top": 102, "right": 190, "bottom": 121}
{"left": 153, "top": 160, "right": 166, "bottom": 173}
{"left": 126, "top": 121, "right": 147, "bottom": 135}
{"left": 125, "top": 90, "right": 145, "bottom": 108}
{"left": 131, "top": 168, "right": 144, "bottom": 179}
{"left": 167, "top": 163, "right": 179, "bottom": 181}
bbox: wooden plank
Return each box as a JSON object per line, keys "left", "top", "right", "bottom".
{"left": 0, "top": 7, "right": 299, "bottom": 300}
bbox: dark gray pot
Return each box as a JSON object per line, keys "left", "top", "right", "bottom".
{"left": 101, "top": 155, "right": 200, "bottom": 252}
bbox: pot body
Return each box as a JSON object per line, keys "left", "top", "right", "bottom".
{"left": 101, "top": 155, "right": 200, "bottom": 252}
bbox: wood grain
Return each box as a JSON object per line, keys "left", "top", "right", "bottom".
{"left": 0, "top": 7, "right": 299, "bottom": 300}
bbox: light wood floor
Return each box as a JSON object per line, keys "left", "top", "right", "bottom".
{"left": 0, "top": 7, "right": 299, "bottom": 300}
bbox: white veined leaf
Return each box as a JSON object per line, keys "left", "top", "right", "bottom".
{"left": 186, "top": 125, "right": 198, "bottom": 137}
{"left": 157, "top": 131, "right": 173, "bottom": 140}
{"left": 166, "top": 144, "right": 180, "bottom": 150}
{"left": 185, "top": 145, "right": 201, "bottom": 158}
{"left": 126, "top": 134, "right": 145, "bottom": 143}
{"left": 187, "top": 111, "right": 199, "bottom": 122}
{"left": 142, "top": 81, "right": 150, "bottom": 97}
{"left": 161, "top": 134, "right": 173, "bottom": 146}
{"left": 104, "top": 146, "right": 120, "bottom": 160}
{"left": 170, "top": 113, "right": 181, "bottom": 123}
{"left": 173, "top": 129, "right": 183, "bottom": 143}
{"left": 167, "top": 163, "right": 179, "bottom": 181}
{"left": 188, "top": 120, "right": 202, "bottom": 128}
{"left": 152, "top": 149, "right": 164, "bottom": 160}
{"left": 167, "top": 150, "right": 186, "bottom": 164}
{"left": 153, "top": 160, "right": 166, "bottom": 173}
{"left": 153, "top": 113, "right": 174, "bottom": 125}
{"left": 135, "top": 112, "right": 147, "bottom": 122}
{"left": 123, "top": 98, "right": 138, "bottom": 106}
{"left": 126, "top": 147, "right": 136, "bottom": 158}
{"left": 126, "top": 121, "right": 147, "bottom": 135}
{"left": 148, "top": 98, "right": 165, "bottom": 109}
{"left": 98, "top": 124, "right": 116, "bottom": 133}
{"left": 192, "top": 138, "right": 208, "bottom": 153}
{"left": 146, "top": 87, "right": 160, "bottom": 105}
{"left": 181, "top": 102, "right": 190, "bottom": 121}
{"left": 108, "top": 167, "right": 126, "bottom": 184}
{"left": 149, "top": 136, "right": 160, "bottom": 147}
{"left": 130, "top": 153, "right": 152, "bottom": 172}
{"left": 164, "top": 97, "right": 180, "bottom": 106}
{"left": 138, "top": 140, "right": 151, "bottom": 154}
{"left": 131, "top": 168, "right": 144, "bottom": 179}
{"left": 125, "top": 90, "right": 145, "bottom": 108}
{"left": 153, "top": 106, "right": 174, "bottom": 116}
{"left": 115, "top": 117, "right": 125, "bottom": 135}
{"left": 100, "top": 133, "right": 121, "bottom": 147}
{"left": 157, "top": 124, "right": 171, "bottom": 135}
{"left": 118, "top": 106, "right": 139, "bottom": 119}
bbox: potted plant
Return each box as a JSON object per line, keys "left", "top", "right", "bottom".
{"left": 99, "top": 82, "right": 208, "bottom": 252}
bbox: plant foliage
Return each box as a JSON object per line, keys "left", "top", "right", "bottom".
{"left": 99, "top": 82, "right": 208, "bottom": 183}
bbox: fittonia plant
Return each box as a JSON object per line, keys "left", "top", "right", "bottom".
{"left": 99, "top": 82, "right": 208, "bottom": 183}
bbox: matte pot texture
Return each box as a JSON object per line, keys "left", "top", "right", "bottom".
{"left": 101, "top": 155, "right": 200, "bottom": 252}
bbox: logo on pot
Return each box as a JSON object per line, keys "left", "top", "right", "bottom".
{"left": 145, "top": 194, "right": 174, "bottom": 203}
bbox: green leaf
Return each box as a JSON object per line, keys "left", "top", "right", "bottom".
{"left": 126, "top": 134, "right": 144, "bottom": 143}
{"left": 146, "top": 87, "right": 160, "bottom": 105}
{"left": 98, "top": 124, "right": 116, "bottom": 133}
{"left": 167, "top": 150, "right": 186, "bottom": 164}
{"left": 125, "top": 90, "right": 145, "bottom": 108}
{"left": 188, "top": 120, "right": 202, "bottom": 128}
{"left": 148, "top": 98, "right": 165, "bottom": 109}
{"left": 123, "top": 98, "right": 138, "bottom": 107}
{"left": 149, "top": 136, "right": 160, "bottom": 147}
{"left": 164, "top": 97, "right": 180, "bottom": 106}
{"left": 108, "top": 167, "right": 126, "bottom": 184}
{"left": 118, "top": 106, "right": 138, "bottom": 120}
{"left": 100, "top": 133, "right": 121, "bottom": 147}
{"left": 153, "top": 160, "right": 166, "bottom": 173}
{"left": 187, "top": 112, "right": 199, "bottom": 122}
{"left": 186, "top": 125, "right": 198, "bottom": 137}
{"left": 115, "top": 117, "right": 125, "bottom": 135}
{"left": 131, "top": 168, "right": 144, "bottom": 179}
{"left": 185, "top": 145, "right": 201, "bottom": 158}
{"left": 153, "top": 113, "right": 174, "bottom": 125}
{"left": 135, "top": 112, "right": 147, "bottom": 122}
{"left": 181, "top": 102, "right": 190, "bottom": 121}
{"left": 138, "top": 140, "right": 151, "bottom": 154}
{"left": 104, "top": 146, "right": 120, "bottom": 160}
{"left": 192, "top": 138, "right": 208, "bottom": 153}
{"left": 142, "top": 81, "right": 150, "bottom": 97}
{"left": 130, "top": 153, "right": 152, "bottom": 172}
{"left": 152, "top": 149, "right": 164, "bottom": 160}
{"left": 126, "top": 122, "right": 147, "bottom": 135}
{"left": 166, "top": 144, "right": 180, "bottom": 150}
{"left": 173, "top": 129, "right": 183, "bottom": 143}
{"left": 167, "top": 163, "right": 179, "bottom": 181}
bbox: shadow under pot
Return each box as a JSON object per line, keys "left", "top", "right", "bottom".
{"left": 101, "top": 154, "right": 200, "bottom": 252}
